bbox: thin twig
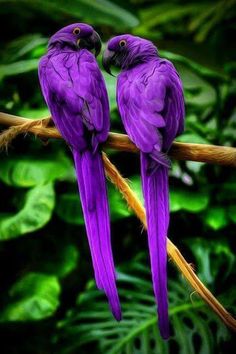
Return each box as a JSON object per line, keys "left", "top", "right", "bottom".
{"left": 1, "top": 112, "right": 236, "bottom": 166}
{"left": 0, "top": 111, "right": 236, "bottom": 331}
{"left": 0, "top": 117, "right": 52, "bottom": 150}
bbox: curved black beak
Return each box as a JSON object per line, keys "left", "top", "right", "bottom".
{"left": 102, "top": 48, "right": 116, "bottom": 76}
{"left": 78, "top": 31, "right": 101, "bottom": 57}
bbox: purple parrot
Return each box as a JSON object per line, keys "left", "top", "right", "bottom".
{"left": 103, "top": 35, "right": 185, "bottom": 339}
{"left": 38, "top": 24, "right": 121, "bottom": 321}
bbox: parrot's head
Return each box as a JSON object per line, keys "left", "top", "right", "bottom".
{"left": 102, "top": 34, "right": 158, "bottom": 75}
{"left": 48, "top": 23, "right": 101, "bottom": 56}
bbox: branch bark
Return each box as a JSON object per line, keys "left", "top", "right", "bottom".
{"left": 1, "top": 112, "right": 236, "bottom": 166}
{"left": 0, "top": 111, "right": 236, "bottom": 331}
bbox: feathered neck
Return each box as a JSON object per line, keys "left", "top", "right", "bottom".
{"left": 121, "top": 40, "right": 158, "bottom": 70}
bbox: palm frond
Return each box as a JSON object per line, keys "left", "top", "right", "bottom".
{"left": 56, "top": 255, "right": 234, "bottom": 354}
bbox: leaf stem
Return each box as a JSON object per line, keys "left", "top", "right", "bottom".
{"left": 108, "top": 301, "right": 203, "bottom": 354}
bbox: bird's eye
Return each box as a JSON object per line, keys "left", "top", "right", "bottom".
{"left": 73, "top": 27, "right": 81, "bottom": 35}
{"left": 119, "top": 40, "right": 127, "bottom": 47}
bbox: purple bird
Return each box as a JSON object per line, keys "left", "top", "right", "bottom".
{"left": 103, "top": 35, "right": 185, "bottom": 339}
{"left": 38, "top": 24, "right": 121, "bottom": 321}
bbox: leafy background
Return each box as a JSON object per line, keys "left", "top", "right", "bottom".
{"left": 0, "top": 0, "right": 236, "bottom": 353}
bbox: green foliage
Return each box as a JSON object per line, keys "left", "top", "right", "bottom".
{"left": 0, "top": 183, "right": 55, "bottom": 240}
{"left": 0, "top": 59, "right": 40, "bottom": 80}
{"left": 170, "top": 189, "right": 209, "bottom": 213}
{"left": 0, "top": 273, "right": 60, "bottom": 322}
{"left": 56, "top": 256, "right": 233, "bottom": 354}
{"left": 186, "top": 239, "right": 235, "bottom": 285}
{"left": 0, "top": 0, "right": 139, "bottom": 29}
{"left": 125, "top": 175, "right": 209, "bottom": 213}
{"left": 30, "top": 240, "right": 80, "bottom": 278}
{"left": 0, "top": 0, "right": 235, "bottom": 352}
{"left": 0, "top": 155, "right": 73, "bottom": 187}
{"left": 135, "top": 0, "right": 236, "bottom": 43}
{"left": 56, "top": 182, "right": 132, "bottom": 225}
{"left": 3, "top": 34, "right": 47, "bottom": 61}
{"left": 205, "top": 207, "right": 228, "bottom": 230}
{"left": 42, "top": 244, "right": 79, "bottom": 278}
{"left": 56, "top": 194, "right": 84, "bottom": 226}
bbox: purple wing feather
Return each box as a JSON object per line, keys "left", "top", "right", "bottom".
{"left": 117, "top": 59, "right": 184, "bottom": 153}
{"left": 39, "top": 49, "right": 121, "bottom": 320}
{"left": 117, "top": 58, "right": 184, "bottom": 338}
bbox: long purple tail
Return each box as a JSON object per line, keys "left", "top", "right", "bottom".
{"left": 141, "top": 152, "right": 169, "bottom": 339}
{"left": 73, "top": 149, "right": 121, "bottom": 321}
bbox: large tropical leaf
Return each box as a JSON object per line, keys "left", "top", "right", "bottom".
{"left": 0, "top": 272, "right": 60, "bottom": 322}
{"left": 0, "top": 155, "right": 73, "bottom": 187}
{"left": 37, "top": 243, "right": 79, "bottom": 278}
{"left": 0, "top": 183, "right": 55, "bottom": 240}
{"left": 56, "top": 255, "right": 233, "bottom": 354}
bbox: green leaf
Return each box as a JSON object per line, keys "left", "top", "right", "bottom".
{"left": 0, "top": 183, "right": 55, "bottom": 240}
{"left": 218, "top": 181, "right": 236, "bottom": 202}
{"left": 108, "top": 182, "right": 132, "bottom": 221}
{"left": 55, "top": 181, "right": 132, "bottom": 225}
{"left": 176, "top": 64, "right": 217, "bottom": 107}
{"left": 205, "top": 207, "right": 228, "bottom": 230}
{"left": 186, "top": 238, "right": 235, "bottom": 285}
{"left": 57, "top": 255, "right": 232, "bottom": 353}
{"left": 176, "top": 132, "right": 209, "bottom": 144}
{"left": 3, "top": 34, "right": 47, "bottom": 62}
{"left": 139, "top": 3, "right": 208, "bottom": 29}
{"left": 18, "top": 107, "right": 50, "bottom": 119}
{"left": 0, "top": 155, "right": 73, "bottom": 187}
{"left": 1, "top": 0, "right": 139, "bottom": 29}
{"left": 159, "top": 50, "right": 228, "bottom": 84}
{"left": 193, "top": 1, "right": 229, "bottom": 43}
{"left": 0, "top": 59, "right": 39, "bottom": 80}
{"left": 186, "top": 161, "right": 205, "bottom": 174}
{"left": 55, "top": 193, "right": 84, "bottom": 225}
{"left": 0, "top": 273, "right": 60, "bottom": 322}
{"left": 129, "top": 175, "right": 144, "bottom": 203}
{"left": 39, "top": 244, "right": 79, "bottom": 278}
{"left": 170, "top": 189, "right": 209, "bottom": 213}
{"left": 56, "top": 176, "right": 209, "bottom": 222}
{"left": 103, "top": 71, "right": 117, "bottom": 111}
{"left": 228, "top": 205, "right": 236, "bottom": 223}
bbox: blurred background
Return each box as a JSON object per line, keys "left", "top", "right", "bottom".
{"left": 0, "top": 0, "right": 236, "bottom": 353}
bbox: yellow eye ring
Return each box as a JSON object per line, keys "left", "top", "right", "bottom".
{"left": 73, "top": 27, "right": 81, "bottom": 35}
{"left": 119, "top": 39, "right": 127, "bottom": 47}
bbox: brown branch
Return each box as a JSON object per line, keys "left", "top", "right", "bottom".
{"left": 1, "top": 112, "right": 236, "bottom": 166}
{"left": 0, "top": 111, "right": 236, "bottom": 331}
{"left": 0, "top": 117, "right": 52, "bottom": 150}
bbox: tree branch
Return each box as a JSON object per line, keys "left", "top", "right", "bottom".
{"left": 1, "top": 112, "right": 236, "bottom": 166}
{"left": 0, "top": 111, "right": 236, "bottom": 331}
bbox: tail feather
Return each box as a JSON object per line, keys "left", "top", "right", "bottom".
{"left": 73, "top": 149, "right": 121, "bottom": 321}
{"left": 141, "top": 152, "right": 169, "bottom": 339}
